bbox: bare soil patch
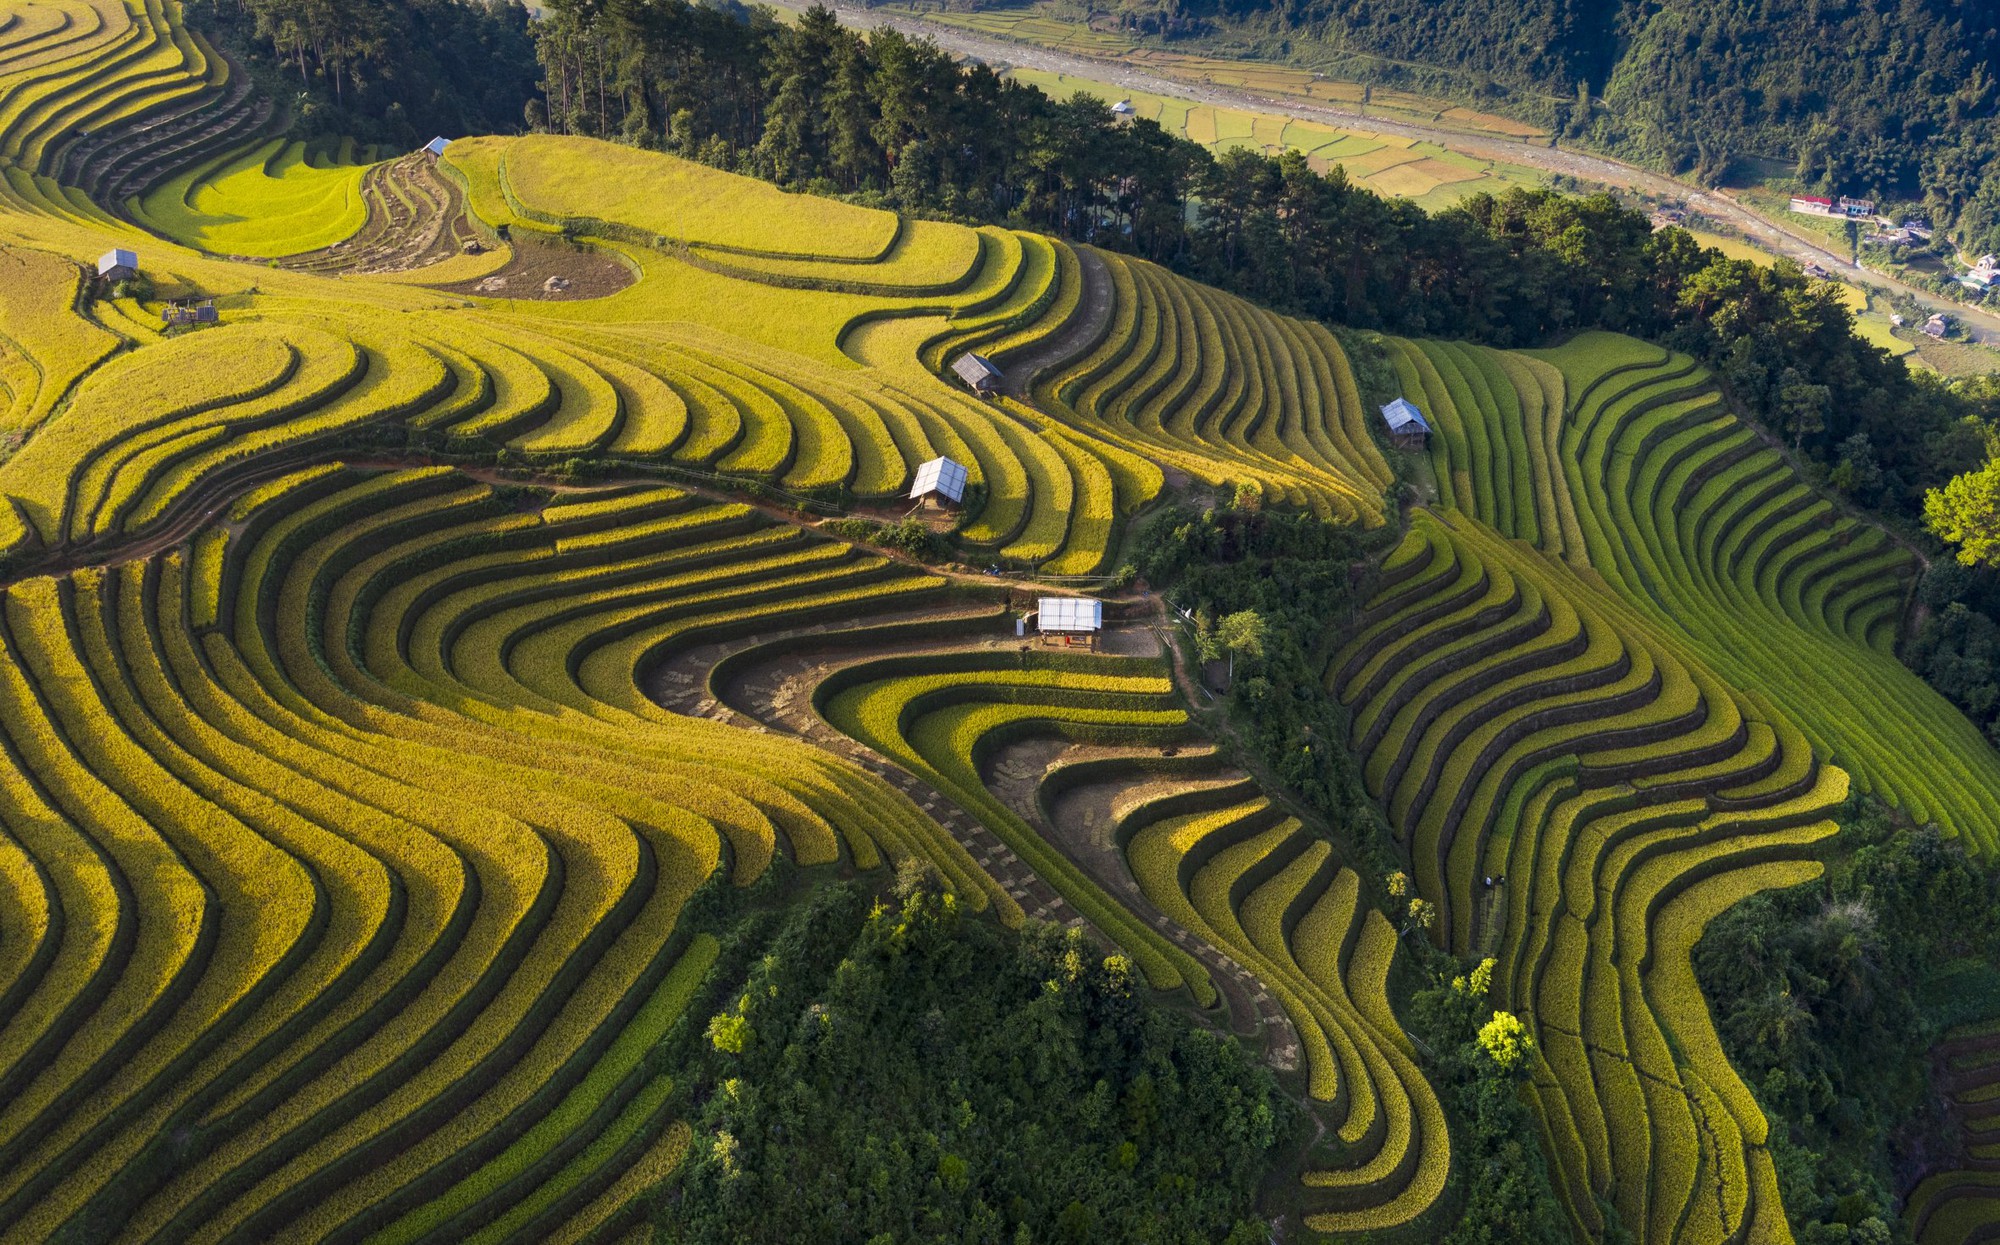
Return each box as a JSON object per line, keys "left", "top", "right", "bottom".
{"left": 282, "top": 154, "right": 478, "bottom": 275}
{"left": 436, "top": 233, "right": 635, "bottom": 302}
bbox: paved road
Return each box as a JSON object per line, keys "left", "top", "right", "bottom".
{"left": 823, "top": 1, "right": 2000, "bottom": 347}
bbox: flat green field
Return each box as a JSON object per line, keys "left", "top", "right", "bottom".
{"left": 898, "top": 3, "right": 1553, "bottom": 141}
{"left": 133, "top": 138, "right": 373, "bottom": 257}
{"left": 1007, "top": 66, "right": 1544, "bottom": 206}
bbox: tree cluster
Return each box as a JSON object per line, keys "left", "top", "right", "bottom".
{"left": 1131, "top": 500, "right": 1387, "bottom": 851}
{"left": 1403, "top": 953, "right": 1569, "bottom": 1244}
{"left": 1693, "top": 803, "right": 2000, "bottom": 1240}
{"left": 659, "top": 867, "right": 1293, "bottom": 1245}
{"left": 187, "top": 0, "right": 538, "bottom": 144}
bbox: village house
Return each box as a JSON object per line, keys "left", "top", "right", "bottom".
{"left": 1958, "top": 255, "right": 1999, "bottom": 293}
{"left": 950, "top": 352, "right": 1002, "bottom": 396}
{"left": 1788, "top": 194, "right": 1876, "bottom": 220}
{"left": 908, "top": 455, "right": 968, "bottom": 509}
{"left": 1379, "top": 397, "right": 1430, "bottom": 451}
{"left": 162, "top": 299, "right": 217, "bottom": 327}
{"left": 97, "top": 248, "right": 137, "bottom": 282}
{"left": 1037, "top": 597, "right": 1103, "bottom": 649}
{"left": 1924, "top": 313, "right": 1951, "bottom": 339}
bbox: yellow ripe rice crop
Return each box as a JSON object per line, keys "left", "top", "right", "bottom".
{"left": 133, "top": 138, "right": 372, "bottom": 257}
{"left": 456, "top": 133, "right": 898, "bottom": 260}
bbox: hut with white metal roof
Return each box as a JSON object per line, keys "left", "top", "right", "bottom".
{"left": 909, "top": 456, "right": 968, "bottom": 508}
{"left": 951, "top": 352, "right": 1002, "bottom": 395}
{"left": 423, "top": 136, "right": 451, "bottom": 158}
{"left": 1037, "top": 597, "right": 1103, "bottom": 648}
{"left": 1380, "top": 397, "right": 1430, "bottom": 450}
{"left": 97, "top": 248, "right": 138, "bottom": 282}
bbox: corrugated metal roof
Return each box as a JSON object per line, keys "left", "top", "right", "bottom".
{"left": 97, "top": 248, "right": 136, "bottom": 275}
{"left": 1380, "top": 397, "right": 1429, "bottom": 433}
{"left": 424, "top": 137, "right": 451, "bottom": 156}
{"left": 1038, "top": 597, "right": 1103, "bottom": 632}
{"left": 951, "top": 353, "right": 1001, "bottom": 388}
{"left": 910, "top": 456, "right": 968, "bottom": 503}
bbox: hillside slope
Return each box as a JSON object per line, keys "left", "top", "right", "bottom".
{"left": 0, "top": 2, "right": 1994, "bottom": 1242}
{"left": 1106, "top": 0, "right": 2000, "bottom": 242}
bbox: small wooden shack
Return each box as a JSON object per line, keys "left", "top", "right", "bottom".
{"left": 909, "top": 456, "right": 968, "bottom": 508}
{"left": 1379, "top": 397, "right": 1430, "bottom": 451}
{"left": 162, "top": 299, "right": 218, "bottom": 327}
{"left": 423, "top": 136, "right": 451, "bottom": 159}
{"left": 1037, "top": 596, "right": 1103, "bottom": 649}
{"left": 951, "top": 352, "right": 1002, "bottom": 395}
{"left": 97, "top": 248, "right": 138, "bottom": 283}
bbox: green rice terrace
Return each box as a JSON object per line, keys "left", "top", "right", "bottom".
{"left": 0, "top": 1, "right": 1995, "bottom": 1243}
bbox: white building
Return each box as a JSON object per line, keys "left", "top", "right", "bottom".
{"left": 950, "top": 352, "right": 1002, "bottom": 394}
{"left": 97, "top": 248, "right": 137, "bottom": 281}
{"left": 909, "top": 456, "right": 968, "bottom": 507}
{"left": 1038, "top": 597, "right": 1103, "bottom": 647}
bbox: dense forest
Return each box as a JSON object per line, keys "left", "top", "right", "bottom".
{"left": 656, "top": 868, "right": 1292, "bottom": 1245}
{"left": 1695, "top": 803, "right": 2000, "bottom": 1237}
{"left": 186, "top": 0, "right": 538, "bottom": 142}
{"left": 1055, "top": 0, "right": 2000, "bottom": 254}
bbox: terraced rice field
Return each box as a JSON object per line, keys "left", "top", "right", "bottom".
{"left": 1355, "top": 329, "right": 2000, "bottom": 1238}
{"left": 1334, "top": 509, "right": 1843, "bottom": 1240}
{"left": 0, "top": 0, "right": 1431, "bottom": 1234}
{"left": 696, "top": 617, "right": 1451, "bottom": 1233}
{"left": 1027, "top": 246, "right": 1394, "bottom": 526}
{"left": 0, "top": 461, "right": 1029, "bottom": 1240}
{"left": 2, "top": 0, "right": 272, "bottom": 211}
{"left": 1905, "top": 1022, "right": 2000, "bottom": 1245}
{"left": 0, "top": 2, "right": 1993, "bottom": 1242}
{"left": 129, "top": 136, "right": 372, "bottom": 257}
{"left": 1114, "top": 779, "right": 1449, "bottom": 1232}
{"left": 1389, "top": 332, "right": 1995, "bottom": 852}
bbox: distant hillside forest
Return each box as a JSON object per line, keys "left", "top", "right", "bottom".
{"left": 185, "top": 0, "right": 537, "bottom": 143}
{"left": 1026, "top": 0, "right": 2000, "bottom": 253}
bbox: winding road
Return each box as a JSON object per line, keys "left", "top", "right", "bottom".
{"left": 820, "top": 1, "right": 2000, "bottom": 347}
